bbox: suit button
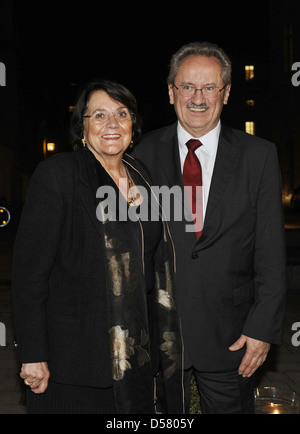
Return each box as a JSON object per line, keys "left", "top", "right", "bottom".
{"left": 191, "top": 252, "right": 199, "bottom": 260}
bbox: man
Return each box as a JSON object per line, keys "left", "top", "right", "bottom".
{"left": 133, "top": 42, "right": 287, "bottom": 414}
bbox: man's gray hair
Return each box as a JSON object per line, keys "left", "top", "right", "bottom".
{"left": 168, "top": 42, "right": 232, "bottom": 86}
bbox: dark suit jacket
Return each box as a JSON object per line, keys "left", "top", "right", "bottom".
{"left": 12, "top": 149, "right": 112, "bottom": 387}
{"left": 133, "top": 123, "right": 287, "bottom": 372}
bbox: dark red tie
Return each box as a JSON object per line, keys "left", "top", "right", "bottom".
{"left": 183, "top": 139, "right": 203, "bottom": 239}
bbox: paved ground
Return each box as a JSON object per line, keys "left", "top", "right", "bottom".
{"left": 0, "top": 212, "right": 300, "bottom": 414}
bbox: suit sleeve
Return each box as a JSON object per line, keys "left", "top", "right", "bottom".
{"left": 12, "top": 159, "right": 64, "bottom": 363}
{"left": 243, "top": 145, "right": 287, "bottom": 344}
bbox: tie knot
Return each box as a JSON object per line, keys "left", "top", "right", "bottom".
{"left": 186, "top": 139, "right": 202, "bottom": 152}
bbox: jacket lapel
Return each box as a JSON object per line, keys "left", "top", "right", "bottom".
{"left": 156, "top": 124, "right": 242, "bottom": 248}
{"left": 157, "top": 123, "right": 184, "bottom": 190}
{"left": 156, "top": 124, "right": 191, "bottom": 227}
{"left": 75, "top": 149, "right": 104, "bottom": 239}
{"left": 197, "top": 125, "right": 242, "bottom": 247}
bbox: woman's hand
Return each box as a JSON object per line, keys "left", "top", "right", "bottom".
{"left": 20, "top": 362, "right": 50, "bottom": 394}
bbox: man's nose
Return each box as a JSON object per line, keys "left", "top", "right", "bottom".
{"left": 191, "top": 89, "right": 205, "bottom": 105}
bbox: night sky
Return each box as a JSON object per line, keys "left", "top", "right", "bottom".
{"left": 7, "top": 0, "right": 284, "bottom": 172}
{"left": 16, "top": 2, "right": 271, "bottom": 122}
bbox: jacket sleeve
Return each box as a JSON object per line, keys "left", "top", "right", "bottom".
{"left": 12, "top": 159, "right": 64, "bottom": 363}
{"left": 243, "top": 145, "right": 287, "bottom": 344}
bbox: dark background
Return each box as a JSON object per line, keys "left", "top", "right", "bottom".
{"left": 1, "top": 1, "right": 300, "bottom": 210}
{"left": 1, "top": 3, "right": 300, "bottom": 415}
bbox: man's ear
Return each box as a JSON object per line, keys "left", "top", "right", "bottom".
{"left": 168, "top": 84, "right": 175, "bottom": 105}
{"left": 223, "top": 84, "right": 231, "bottom": 105}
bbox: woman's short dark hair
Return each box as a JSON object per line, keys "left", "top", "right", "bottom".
{"left": 71, "top": 79, "right": 142, "bottom": 151}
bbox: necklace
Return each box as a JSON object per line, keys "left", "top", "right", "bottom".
{"left": 124, "top": 165, "right": 137, "bottom": 205}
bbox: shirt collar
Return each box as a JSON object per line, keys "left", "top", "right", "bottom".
{"left": 177, "top": 120, "right": 221, "bottom": 157}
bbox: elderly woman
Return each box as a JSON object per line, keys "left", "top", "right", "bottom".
{"left": 12, "top": 79, "right": 184, "bottom": 414}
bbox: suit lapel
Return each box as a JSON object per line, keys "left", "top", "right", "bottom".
{"left": 198, "top": 125, "right": 242, "bottom": 246}
{"left": 157, "top": 123, "right": 184, "bottom": 190}
{"left": 156, "top": 124, "right": 242, "bottom": 248}
{"left": 75, "top": 149, "right": 104, "bottom": 239}
{"left": 156, "top": 123, "right": 192, "bottom": 229}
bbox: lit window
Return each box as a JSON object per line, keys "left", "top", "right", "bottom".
{"left": 245, "top": 122, "right": 256, "bottom": 135}
{"left": 245, "top": 65, "right": 255, "bottom": 81}
{"left": 246, "top": 99, "right": 255, "bottom": 107}
{"left": 47, "top": 143, "right": 56, "bottom": 152}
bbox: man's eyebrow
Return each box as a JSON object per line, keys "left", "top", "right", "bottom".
{"left": 180, "top": 82, "right": 218, "bottom": 86}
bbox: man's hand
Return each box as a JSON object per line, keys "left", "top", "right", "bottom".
{"left": 229, "top": 335, "right": 271, "bottom": 378}
{"left": 20, "top": 362, "right": 50, "bottom": 394}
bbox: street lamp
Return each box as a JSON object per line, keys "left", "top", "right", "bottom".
{"left": 43, "top": 139, "right": 56, "bottom": 158}
{"left": 47, "top": 143, "right": 55, "bottom": 152}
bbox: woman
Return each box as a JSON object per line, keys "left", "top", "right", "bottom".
{"left": 12, "top": 79, "right": 184, "bottom": 414}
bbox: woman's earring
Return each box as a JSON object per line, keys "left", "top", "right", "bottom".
{"left": 82, "top": 139, "right": 87, "bottom": 147}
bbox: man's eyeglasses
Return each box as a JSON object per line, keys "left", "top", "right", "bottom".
{"left": 172, "top": 83, "right": 227, "bottom": 98}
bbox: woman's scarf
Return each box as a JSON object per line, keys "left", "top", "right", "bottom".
{"left": 89, "top": 150, "right": 184, "bottom": 414}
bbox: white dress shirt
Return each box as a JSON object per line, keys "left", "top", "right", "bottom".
{"left": 177, "top": 121, "right": 221, "bottom": 219}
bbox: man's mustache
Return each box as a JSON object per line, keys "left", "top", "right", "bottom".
{"left": 187, "top": 103, "right": 210, "bottom": 110}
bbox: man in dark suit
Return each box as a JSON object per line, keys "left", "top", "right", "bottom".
{"left": 133, "top": 42, "right": 287, "bottom": 414}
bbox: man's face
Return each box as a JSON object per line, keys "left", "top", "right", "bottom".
{"left": 168, "top": 55, "right": 231, "bottom": 137}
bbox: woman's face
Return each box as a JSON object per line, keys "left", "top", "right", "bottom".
{"left": 83, "top": 90, "right": 133, "bottom": 163}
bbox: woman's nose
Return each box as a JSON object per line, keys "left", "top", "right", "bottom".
{"left": 106, "top": 113, "right": 119, "bottom": 128}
